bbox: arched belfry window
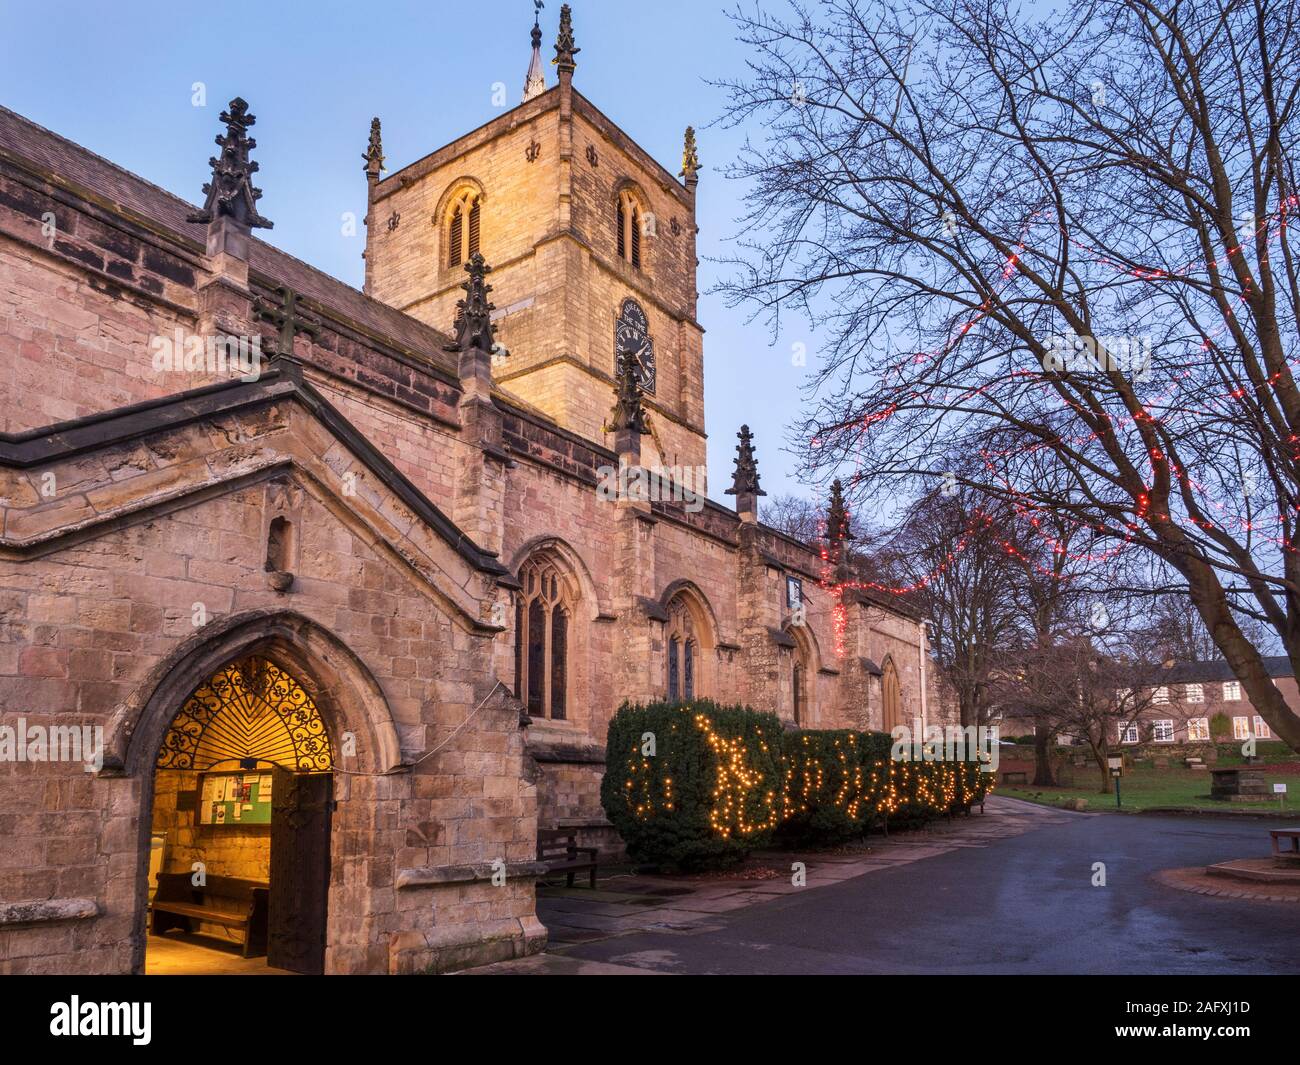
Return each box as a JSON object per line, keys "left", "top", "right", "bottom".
{"left": 446, "top": 189, "right": 482, "bottom": 268}
{"left": 515, "top": 556, "right": 576, "bottom": 720}
{"left": 882, "top": 657, "right": 902, "bottom": 733}
{"left": 665, "top": 593, "right": 703, "bottom": 703}
{"left": 615, "top": 189, "right": 644, "bottom": 269}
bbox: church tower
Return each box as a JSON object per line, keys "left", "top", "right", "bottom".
{"left": 363, "top": 4, "right": 706, "bottom": 472}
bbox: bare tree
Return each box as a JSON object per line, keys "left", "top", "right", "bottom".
{"left": 718, "top": 0, "right": 1300, "bottom": 749}
{"left": 763, "top": 493, "right": 823, "bottom": 543}
{"left": 998, "top": 635, "right": 1172, "bottom": 792}
{"left": 1148, "top": 591, "right": 1225, "bottom": 662}
{"left": 869, "top": 487, "right": 1023, "bottom": 728}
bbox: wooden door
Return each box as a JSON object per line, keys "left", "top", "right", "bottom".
{"left": 268, "top": 767, "right": 332, "bottom": 974}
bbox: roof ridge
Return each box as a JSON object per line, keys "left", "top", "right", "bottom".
{"left": 0, "top": 103, "right": 204, "bottom": 219}
{"left": 0, "top": 103, "right": 457, "bottom": 355}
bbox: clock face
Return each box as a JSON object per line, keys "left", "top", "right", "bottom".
{"left": 614, "top": 299, "right": 656, "bottom": 394}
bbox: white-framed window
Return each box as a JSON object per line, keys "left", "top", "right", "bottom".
{"left": 1118, "top": 724, "right": 1140, "bottom": 744}
{"left": 1152, "top": 686, "right": 1169, "bottom": 705}
{"left": 1152, "top": 719, "right": 1175, "bottom": 743}
{"left": 1187, "top": 717, "right": 1210, "bottom": 741}
{"left": 1114, "top": 688, "right": 1132, "bottom": 708}
{"left": 1184, "top": 683, "right": 1204, "bottom": 704}
{"left": 1223, "top": 680, "right": 1241, "bottom": 701}
{"left": 1233, "top": 716, "right": 1250, "bottom": 740}
{"left": 1253, "top": 715, "right": 1272, "bottom": 739}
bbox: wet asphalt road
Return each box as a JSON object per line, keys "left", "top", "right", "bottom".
{"left": 560, "top": 811, "right": 1300, "bottom": 974}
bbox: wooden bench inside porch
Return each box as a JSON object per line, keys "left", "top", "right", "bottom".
{"left": 150, "top": 872, "right": 269, "bottom": 957}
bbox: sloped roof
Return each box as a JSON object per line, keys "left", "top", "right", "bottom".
{"left": 0, "top": 105, "right": 457, "bottom": 375}
{"left": 1166, "top": 657, "right": 1294, "bottom": 683}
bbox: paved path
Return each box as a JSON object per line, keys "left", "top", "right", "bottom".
{"left": 473, "top": 798, "right": 1300, "bottom": 974}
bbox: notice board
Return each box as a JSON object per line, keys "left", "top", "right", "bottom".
{"left": 197, "top": 769, "right": 274, "bottom": 826}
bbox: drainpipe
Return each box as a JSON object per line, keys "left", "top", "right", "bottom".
{"left": 919, "top": 619, "right": 930, "bottom": 732}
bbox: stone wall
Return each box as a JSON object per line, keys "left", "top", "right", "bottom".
{"left": 0, "top": 382, "right": 543, "bottom": 974}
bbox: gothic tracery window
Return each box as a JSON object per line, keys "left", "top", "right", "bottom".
{"left": 514, "top": 557, "right": 574, "bottom": 720}
{"left": 665, "top": 594, "right": 700, "bottom": 703}
{"left": 447, "top": 189, "right": 481, "bottom": 268}
{"left": 882, "top": 657, "right": 902, "bottom": 733}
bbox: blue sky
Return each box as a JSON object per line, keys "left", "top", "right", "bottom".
{"left": 0, "top": 0, "right": 820, "bottom": 504}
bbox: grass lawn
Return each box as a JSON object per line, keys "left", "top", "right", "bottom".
{"left": 1000, "top": 764, "right": 1300, "bottom": 814}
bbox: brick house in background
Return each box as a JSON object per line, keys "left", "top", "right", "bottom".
{"left": 1000, "top": 656, "right": 1294, "bottom": 751}
{"left": 1114, "top": 658, "right": 1293, "bottom": 748}
{"left": 0, "top": 8, "right": 944, "bottom": 974}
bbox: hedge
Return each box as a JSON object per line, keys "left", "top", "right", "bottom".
{"left": 600, "top": 700, "right": 784, "bottom": 868}
{"left": 602, "top": 700, "right": 995, "bottom": 867}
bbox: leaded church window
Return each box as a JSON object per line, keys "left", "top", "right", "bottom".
{"left": 882, "top": 658, "right": 902, "bottom": 733}
{"left": 665, "top": 595, "right": 698, "bottom": 703}
{"left": 514, "top": 557, "right": 573, "bottom": 720}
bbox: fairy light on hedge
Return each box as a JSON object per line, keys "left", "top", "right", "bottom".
{"left": 697, "top": 712, "right": 780, "bottom": 837}
{"left": 604, "top": 701, "right": 995, "bottom": 864}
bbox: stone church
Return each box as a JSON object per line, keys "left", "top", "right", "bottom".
{"left": 0, "top": 6, "right": 939, "bottom": 974}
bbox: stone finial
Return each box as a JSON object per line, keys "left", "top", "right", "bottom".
{"left": 827, "top": 479, "right": 852, "bottom": 541}
{"left": 725, "top": 424, "right": 765, "bottom": 521}
{"left": 553, "top": 3, "right": 579, "bottom": 76}
{"left": 610, "top": 357, "right": 649, "bottom": 436}
{"left": 680, "top": 126, "right": 700, "bottom": 188}
{"left": 364, "top": 117, "right": 385, "bottom": 179}
{"left": 187, "top": 97, "right": 272, "bottom": 230}
{"left": 826, "top": 479, "right": 854, "bottom": 570}
{"left": 524, "top": 2, "right": 547, "bottom": 101}
{"left": 445, "top": 253, "right": 496, "bottom": 356}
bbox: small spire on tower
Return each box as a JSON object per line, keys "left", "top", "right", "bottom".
{"left": 726, "top": 424, "right": 766, "bottom": 522}
{"left": 680, "top": 126, "right": 700, "bottom": 188}
{"left": 524, "top": 1, "right": 547, "bottom": 101}
{"left": 553, "top": 3, "right": 579, "bottom": 77}
{"left": 187, "top": 97, "right": 272, "bottom": 230}
{"left": 363, "top": 117, "right": 385, "bottom": 179}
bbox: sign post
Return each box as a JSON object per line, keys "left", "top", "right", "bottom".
{"left": 1108, "top": 755, "right": 1124, "bottom": 809}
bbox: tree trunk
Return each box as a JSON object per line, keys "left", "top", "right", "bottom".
{"left": 958, "top": 688, "right": 978, "bottom": 729}
{"left": 1087, "top": 740, "right": 1114, "bottom": 795}
{"left": 1184, "top": 552, "right": 1300, "bottom": 751}
{"left": 1032, "top": 724, "right": 1057, "bottom": 786}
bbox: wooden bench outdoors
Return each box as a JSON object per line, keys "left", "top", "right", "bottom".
{"left": 1270, "top": 827, "right": 1300, "bottom": 866}
{"left": 150, "top": 872, "right": 269, "bottom": 957}
{"left": 537, "top": 829, "right": 598, "bottom": 889}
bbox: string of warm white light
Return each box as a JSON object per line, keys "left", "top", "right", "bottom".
{"left": 619, "top": 707, "right": 992, "bottom": 835}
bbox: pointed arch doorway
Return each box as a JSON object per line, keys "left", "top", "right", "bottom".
{"left": 146, "top": 655, "right": 334, "bottom": 975}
